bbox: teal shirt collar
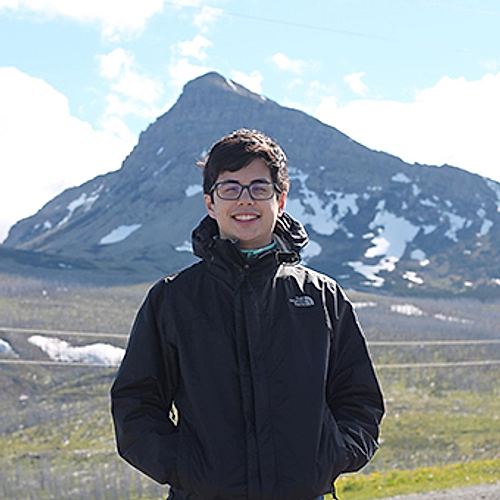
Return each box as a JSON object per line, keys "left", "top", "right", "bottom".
{"left": 240, "top": 241, "right": 276, "bottom": 258}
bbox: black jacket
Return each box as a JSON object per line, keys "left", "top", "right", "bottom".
{"left": 111, "top": 214, "right": 384, "bottom": 500}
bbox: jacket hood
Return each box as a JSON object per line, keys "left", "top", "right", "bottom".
{"left": 191, "top": 212, "right": 309, "bottom": 263}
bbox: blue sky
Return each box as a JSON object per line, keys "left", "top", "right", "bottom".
{"left": 1, "top": 0, "right": 499, "bottom": 242}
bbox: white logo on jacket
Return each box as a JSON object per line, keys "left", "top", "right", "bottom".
{"left": 289, "top": 295, "right": 315, "bottom": 307}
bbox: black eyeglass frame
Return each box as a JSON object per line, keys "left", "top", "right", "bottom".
{"left": 209, "top": 180, "right": 282, "bottom": 201}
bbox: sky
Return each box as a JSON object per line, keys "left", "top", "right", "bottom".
{"left": 1, "top": 0, "right": 500, "bottom": 243}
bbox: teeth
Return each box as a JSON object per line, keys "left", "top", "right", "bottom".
{"left": 234, "top": 215, "right": 257, "bottom": 221}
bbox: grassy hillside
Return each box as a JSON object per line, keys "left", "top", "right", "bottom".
{"left": 1, "top": 274, "right": 499, "bottom": 499}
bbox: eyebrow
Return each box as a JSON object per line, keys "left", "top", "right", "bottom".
{"left": 218, "top": 177, "right": 271, "bottom": 184}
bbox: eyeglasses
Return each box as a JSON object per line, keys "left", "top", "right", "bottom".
{"left": 210, "top": 180, "right": 281, "bottom": 200}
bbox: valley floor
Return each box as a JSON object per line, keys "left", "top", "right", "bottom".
{"left": 1, "top": 275, "right": 499, "bottom": 499}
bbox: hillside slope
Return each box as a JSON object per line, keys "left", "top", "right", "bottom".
{"left": 3, "top": 72, "right": 500, "bottom": 297}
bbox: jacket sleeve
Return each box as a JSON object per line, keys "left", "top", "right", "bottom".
{"left": 326, "top": 284, "right": 385, "bottom": 474}
{"left": 110, "top": 282, "right": 181, "bottom": 486}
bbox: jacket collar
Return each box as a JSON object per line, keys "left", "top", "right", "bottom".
{"left": 191, "top": 212, "right": 308, "bottom": 268}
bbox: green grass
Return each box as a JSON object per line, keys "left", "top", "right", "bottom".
{"left": 370, "top": 385, "right": 500, "bottom": 471}
{"left": 0, "top": 370, "right": 170, "bottom": 500}
{"left": 333, "top": 459, "right": 500, "bottom": 499}
{"left": 2, "top": 380, "right": 498, "bottom": 499}
{"left": 1, "top": 276, "right": 500, "bottom": 499}
{"left": 124, "top": 460, "right": 500, "bottom": 500}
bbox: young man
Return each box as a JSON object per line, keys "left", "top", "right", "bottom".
{"left": 111, "top": 129, "right": 384, "bottom": 500}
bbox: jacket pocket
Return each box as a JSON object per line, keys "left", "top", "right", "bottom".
{"left": 176, "top": 425, "right": 192, "bottom": 492}
{"left": 317, "top": 409, "right": 351, "bottom": 488}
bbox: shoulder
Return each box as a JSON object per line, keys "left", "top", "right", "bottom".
{"left": 280, "top": 264, "right": 358, "bottom": 313}
{"left": 281, "top": 263, "right": 340, "bottom": 289}
{"left": 147, "top": 261, "right": 205, "bottom": 301}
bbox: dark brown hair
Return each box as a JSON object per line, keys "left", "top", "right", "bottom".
{"left": 199, "top": 129, "right": 289, "bottom": 195}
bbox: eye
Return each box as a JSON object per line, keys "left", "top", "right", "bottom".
{"left": 218, "top": 183, "right": 241, "bottom": 196}
{"left": 250, "top": 183, "right": 273, "bottom": 197}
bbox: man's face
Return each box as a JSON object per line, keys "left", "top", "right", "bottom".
{"left": 204, "top": 158, "right": 286, "bottom": 250}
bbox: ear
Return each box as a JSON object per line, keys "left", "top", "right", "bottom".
{"left": 277, "top": 191, "right": 287, "bottom": 217}
{"left": 204, "top": 194, "right": 217, "bottom": 219}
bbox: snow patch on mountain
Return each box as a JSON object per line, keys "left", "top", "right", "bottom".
{"left": 28, "top": 335, "right": 124, "bottom": 366}
{"left": 486, "top": 179, "right": 500, "bottom": 212}
{"left": 402, "top": 271, "right": 424, "bottom": 285}
{"left": 366, "top": 202, "right": 419, "bottom": 259}
{"left": 99, "top": 224, "right": 142, "bottom": 245}
{"left": 325, "top": 190, "right": 359, "bottom": 218}
{"left": 391, "top": 303, "right": 425, "bottom": 316}
{"left": 153, "top": 159, "right": 172, "bottom": 177}
{"left": 392, "top": 173, "right": 411, "bottom": 183}
{"left": 34, "top": 220, "right": 53, "bottom": 231}
{"left": 434, "top": 314, "right": 473, "bottom": 324}
{"left": 443, "top": 212, "right": 467, "bottom": 242}
{"left": 365, "top": 236, "right": 390, "bottom": 258}
{"left": 185, "top": 185, "right": 203, "bottom": 197}
{"left": 410, "top": 249, "right": 427, "bottom": 261}
{"left": 479, "top": 219, "right": 493, "bottom": 236}
{"left": 175, "top": 240, "right": 193, "bottom": 253}
{"left": 348, "top": 201, "right": 420, "bottom": 287}
{"left": 57, "top": 185, "right": 103, "bottom": 228}
{"left": 422, "top": 225, "right": 437, "bottom": 235}
{"left": 387, "top": 304, "right": 474, "bottom": 323}
{"left": 353, "top": 301, "right": 377, "bottom": 309}
{"left": 474, "top": 207, "right": 494, "bottom": 235}
{"left": 302, "top": 240, "right": 322, "bottom": 263}
{"left": 225, "top": 78, "right": 237, "bottom": 91}
{"left": 420, "top": 198, "right": 438, "bottom": 208}
{"left": 0, "top": 338, "right": 17, "bottom": 356}
{"left": 287, "top": 168, "right": 358, "bottom": 236}
{"left": 349, "top": 256, "right": 399, "bottom": 287}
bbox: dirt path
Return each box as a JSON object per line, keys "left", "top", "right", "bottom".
{"left": 372, "top": 482, "right": 500, "bottom": 500}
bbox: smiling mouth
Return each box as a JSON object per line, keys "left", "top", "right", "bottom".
{"left": 233, "top": 214, "right": 259, "bottom": 221}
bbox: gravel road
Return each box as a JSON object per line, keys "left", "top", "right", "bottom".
{"left": 373, "top": 482, "right": 500, "bottom": 500}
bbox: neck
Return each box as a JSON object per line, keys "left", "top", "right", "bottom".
{"left": 240, "top": 241, "right": 276, "bottom": 258}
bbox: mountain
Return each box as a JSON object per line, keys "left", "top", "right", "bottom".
{"left": 3, "top": 72, "right": 500, "bottom": 297}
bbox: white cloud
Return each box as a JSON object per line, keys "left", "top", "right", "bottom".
{"left": 313, "top": 94, "right": 337, "bottom": 116}
{"left": 230, "top": 70, "right": 263, "bottom": 94}
{"left": 305, "top": 80, "right": 338, "bottom": 102}
{"left": 0, "top": 0, "right": 17, "bottom": 8}
{"left": 168, "top": 0, "right": 205, "bottom": 6}
{"left": 483, "top": 59, "right": 500, "bottom": 72}
{"left": 98, "top": 48, "right": 163, "bottom": 103}
{"left": 97, "top": 49, "right": 165, "bottom": 140}
{"left": 177, "top": 35, "right": 212, "bottom": 61}
{"left": 168, "top": 58, "right": 213, "bottom": 90}
{"left": 194, "top": 5, "right": 222, "bottom": 33}
{"left": 98, "top": 113, "right": 137, "bottom": 143}
{"left": 0, "top": 0, "right": 164, "bottom": 39}
{"left": 344, "top": 71, "right": 369, "bottom": 97}
{"left": 270, "top": 53, "right": 306, "bottom": 75}
{"left": 315, "top": 72, "right": 500, "bottom": 183}
{"left": 0, "top": 67, "right": 133, "bottom": 243}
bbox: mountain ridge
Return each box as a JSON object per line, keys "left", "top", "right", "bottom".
{"left": 3, "top": 72, "right": 500, "bottom": 297}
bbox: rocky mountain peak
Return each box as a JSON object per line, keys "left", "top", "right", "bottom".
{"left": 2, "top": 72, "right": 500, "bottom": 298}
{"left": 182, "top": 71, "right": 265, "bottom": 100}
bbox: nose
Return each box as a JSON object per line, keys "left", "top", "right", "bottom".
{"left": 237, "top": 186, "right": 255, "bottom": 203}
